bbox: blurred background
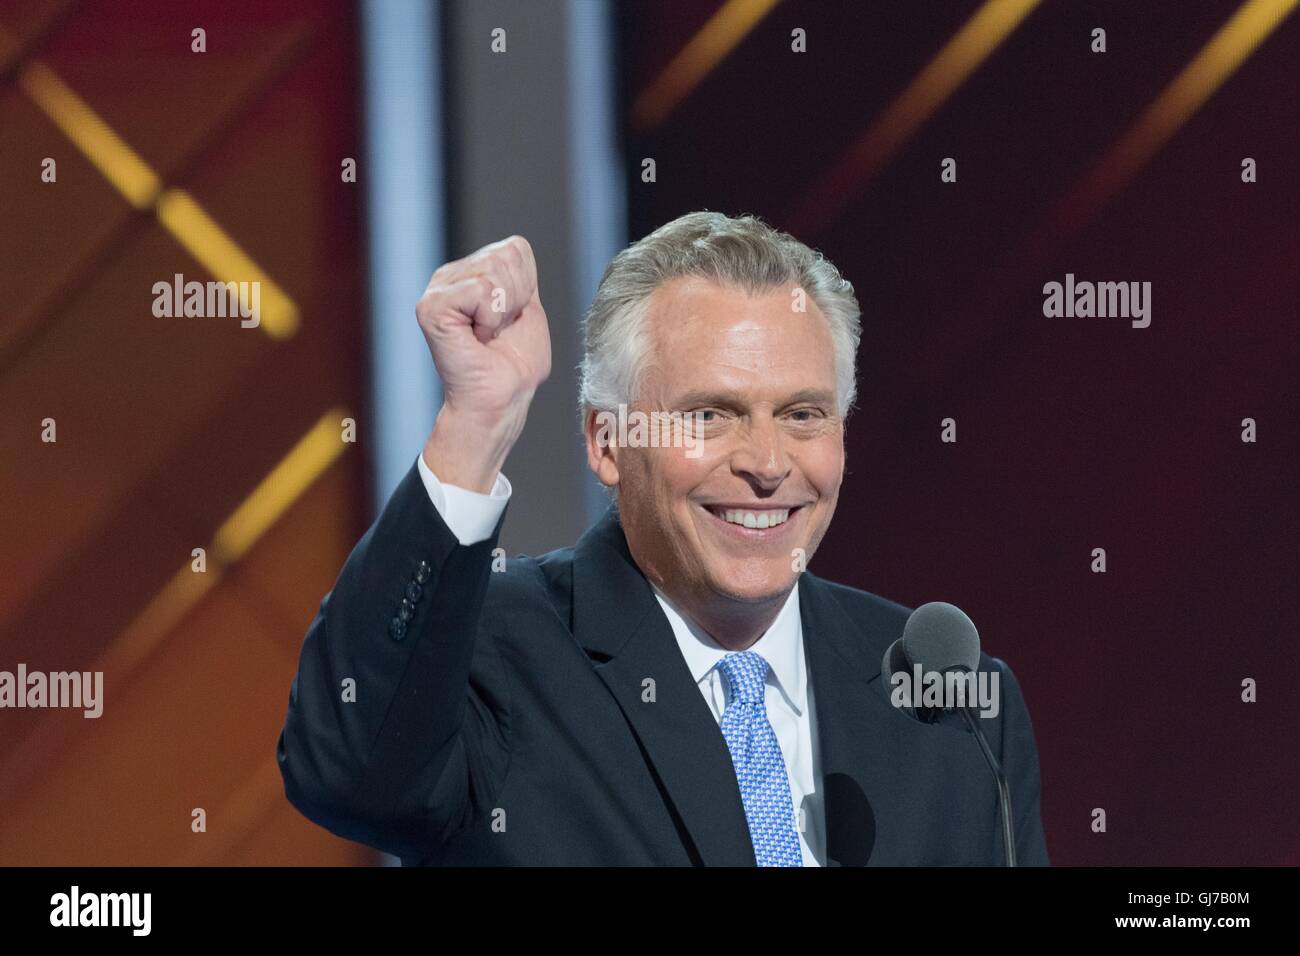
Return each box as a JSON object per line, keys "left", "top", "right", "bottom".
{"left": 0, "top": 0, "right": 1296, "bottom": 866}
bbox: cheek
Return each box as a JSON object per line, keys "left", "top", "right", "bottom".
{"left": 805, "top": 441, "right": 845, "bottom": 493}
{"left": 651, "top": 450, "right": 715, "bottom": 500}
{"left": 618, "top": 448, "right": 660, "bottom": 494}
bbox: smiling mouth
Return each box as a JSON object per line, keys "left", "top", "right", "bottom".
{"left": 700, "top": 503, "right": 804, "bottom": 532}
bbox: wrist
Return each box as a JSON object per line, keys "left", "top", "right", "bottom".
{"left": 423, "top": 399, "right": 529, "bottom": 493}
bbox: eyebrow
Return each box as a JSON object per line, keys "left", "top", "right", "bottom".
{"left": 672, "top": 388, "right": 836, "bottom": 409}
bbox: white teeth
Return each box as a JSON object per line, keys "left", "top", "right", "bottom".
{"left": 717, "top": 508, "right": 790, "bottom": 529}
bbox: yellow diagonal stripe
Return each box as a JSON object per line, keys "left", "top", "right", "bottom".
{"left": 632, "top": 0, "right": 780, "bottom": 132}
{"left": 19, "top": 61, "right": 162, "bottom": 208}
{"left": 109, "top": 565, "right": 225, "bottom": 680}
{"left": 788, "top": 0, "right": 1040, "bottom": 234}
{"left": 156, "top": 189, "right": 300, "bottom": 338}
{"left": 105, "top": 407, "right": 352, "bottom": 681}
{"left": 859, "top": 0, "right": 1040, "bottom": 175}
{"left": 1062, "top": 0, "right": 1297, "bottom": 230}
{"left": 212, "top": 407, "right": 351, "bottom": 564}
{"left": 18, "top": 57, "right": 299, "bottom": 339}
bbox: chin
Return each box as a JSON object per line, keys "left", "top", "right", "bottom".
{"left": 709, "top": 564, "right": 797, "bottom": 604}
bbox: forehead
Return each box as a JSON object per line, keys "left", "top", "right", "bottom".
{"left": 644, "top": 276, "right": 836, "bottom": 394}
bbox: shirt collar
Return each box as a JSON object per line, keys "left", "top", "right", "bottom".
{"left": 650, "top": 582, "right": 806, "bottom": 716}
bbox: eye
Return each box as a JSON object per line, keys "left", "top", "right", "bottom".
{"left": 787, "top": 407, "right": 824, "bottom": 422}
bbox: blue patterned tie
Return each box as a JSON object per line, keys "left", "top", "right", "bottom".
{"left": 717, "top": 651, "right": 803, "bottom": 867}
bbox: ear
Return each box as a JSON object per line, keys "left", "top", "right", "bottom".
{"left": 583, "top": 407, "right": 622, "bottom": 489}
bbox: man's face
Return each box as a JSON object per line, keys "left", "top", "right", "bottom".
{"left": 587, "top": 276, "right": 846, "bottom": 610}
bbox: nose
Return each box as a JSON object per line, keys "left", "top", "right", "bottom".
{"left": 730, "top": 414, "right": 791, "bottom": 492}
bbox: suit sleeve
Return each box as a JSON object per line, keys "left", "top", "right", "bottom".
{"left": 992, "top": 657, "right": 1051, "bottom": 866}
{"left": 276, "top": 457, "right": 511, "bottom": 858}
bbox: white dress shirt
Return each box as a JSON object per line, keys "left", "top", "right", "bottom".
{"left": 415, "top": 454, "right": 827, "bottom": 866}
{"left": 648, "top": 582, "right": 826, "bottom": 865}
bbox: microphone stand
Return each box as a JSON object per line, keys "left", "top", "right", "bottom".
{"left": 887, "top": 641, "right": 1019, "bottom": 867}
{"left": 960, "top": 702, "right": 1016, "bottom": 867}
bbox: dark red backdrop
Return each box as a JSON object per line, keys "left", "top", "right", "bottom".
{"left": 622, "top": 0, "right": 1300, "bottom": 866}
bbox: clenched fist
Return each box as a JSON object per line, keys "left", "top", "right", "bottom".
{"left": 418, "top": 236, "right": 552, "bottom": 493}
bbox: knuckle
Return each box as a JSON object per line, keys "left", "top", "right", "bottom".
{"left": 429, "top": 260, "right": 459, "bottom": 285}
{"left": 495, "top": 244, "right": 523, "bottom": 278}
{"left": 506, "top": 236, "right": 533, "bottom": 270}
{"left": 414, "top": 293, "right": 435, "bottom": 320}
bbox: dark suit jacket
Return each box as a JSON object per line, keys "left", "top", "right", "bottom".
{"left": 277, "top": 460, "right": 1050, "bottom": 865}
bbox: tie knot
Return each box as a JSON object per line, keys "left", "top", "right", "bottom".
{"left": 717, "top": 651, "right": 770, "bottom": 706}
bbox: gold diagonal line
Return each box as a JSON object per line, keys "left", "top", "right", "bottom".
{"left": 104, "top": 407, "right": 352, "bottom": 682}
{"left": 1053, "top": 0, "right": 1298, "bottom": 236}
{"left": 786, "top": 0, "right": 1041, "bottom": 236}
{"left": 0, "top": 407, "right": 354, "bottom": 808}
{"left": 211, "top": 409, "right": 351, "bottom": 563}
{"left": 155, "top": 190, "right": 299, "bottom": 338}
{"left": 631, "top": 0, "right": 781, "bottom": 133}
{"left": 19, "top": 60, "right": 161, "bottom": 207}
{"left": 17, "top": 57, "right": 299, "bottom": 338}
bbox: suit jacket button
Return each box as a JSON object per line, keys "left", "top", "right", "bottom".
{"left": 414, "top": 561, "right": 432, "bottom": 584}
{"left": 405, "top": 582, "right": 423, "bottom": 603}
{"left": 397, "top": 599, "right": 415, "bottom": 622}
{"left": 389, "top": 618, "right": 407, "bottom": 641}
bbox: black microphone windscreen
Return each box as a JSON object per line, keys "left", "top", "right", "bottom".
{"left": 901, "top": 601, "right": 980, "bottom": 673}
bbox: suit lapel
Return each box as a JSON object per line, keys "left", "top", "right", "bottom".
{"left": 571, "top": 506, "right": 756, "bottom": 866}
{"left": 799, "top": 571, "right": 905, "bottom": 866}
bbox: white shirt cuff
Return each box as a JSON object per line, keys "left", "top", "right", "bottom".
{"left": 416, "top": 452, "right": 511, "bottom": 545}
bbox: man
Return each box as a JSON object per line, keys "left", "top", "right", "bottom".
{"left": 277, "top": 212, "right": 1050, "bottom": 866}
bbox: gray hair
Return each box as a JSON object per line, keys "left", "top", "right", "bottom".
{"left": 578, "top": 211, "right": 861, "bottom": 428}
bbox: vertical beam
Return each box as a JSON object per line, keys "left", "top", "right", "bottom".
{"left": 565, "top": 0, "right": 628, "bottom": 528}
{"left": 446, "top": 0, "right": 625, "bottom": 552}
{"left": 361, "top": 0, "right": 445, "bottom": 511}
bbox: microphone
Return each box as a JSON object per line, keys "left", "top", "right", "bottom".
{"left": 881, "top": 601, "right": 980, "bottom": 727}
{"left": 880, "top": 601, "right": 1017, "bottom": 867}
